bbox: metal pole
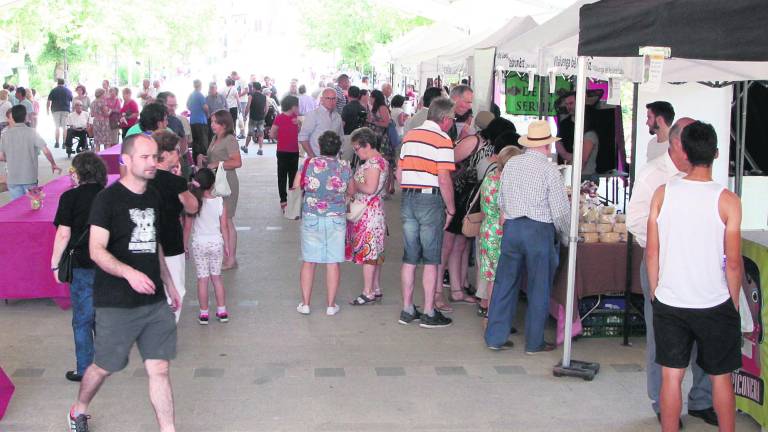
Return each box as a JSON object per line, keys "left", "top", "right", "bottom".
{"left": 734, "top": 83, "right": 742, "bottom": 195}
{"left": 562, "top": 56, "right": 588, "bottom": 368}
{"left": 737, "top": 81, "right": 750, "bottom": 196}
{"left": 623, "top": 83, "right": 640, "bottom": 346}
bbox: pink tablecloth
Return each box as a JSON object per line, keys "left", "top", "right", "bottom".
{"left": 0, "top": 174, "right": 119, "bottom": 309}
{"left": 0, "top": 366, "right": 13, "bottom": 420}
{"left": 98, "top": 143, "right": 122, "bottom": 175}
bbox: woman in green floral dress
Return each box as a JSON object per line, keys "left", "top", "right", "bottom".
{"left": 478, "top": 146, "right": 521, "bottom": 312}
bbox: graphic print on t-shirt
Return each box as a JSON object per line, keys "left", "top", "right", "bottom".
{"left": 128, "top": 208, "right": 157, "bottom": 253}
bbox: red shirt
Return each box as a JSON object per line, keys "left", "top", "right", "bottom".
{"left": 274, "top": 112, "right": 299, "bottom": 152}
{"left": 120, "top": 99, "right": 139, "bottom": 127}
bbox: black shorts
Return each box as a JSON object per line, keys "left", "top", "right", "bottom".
{"left": 653, "top": 298, "right": 741, "bottom": 375}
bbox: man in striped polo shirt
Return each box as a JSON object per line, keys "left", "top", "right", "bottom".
{"left": 396, "top": 97, "right": 457, "bottom": 329}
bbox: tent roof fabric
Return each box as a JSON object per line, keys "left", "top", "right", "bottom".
{"left": 578, "top": 0, "right": 768, "bottom": 61}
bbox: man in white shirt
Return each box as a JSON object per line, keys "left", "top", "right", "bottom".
{"left": 627, "top": 117, "right": 719, "bottom": 427}
{"left": 645, "top": 101, "right": 674, "bottom": 162}
{"left": 298, "top": 88, "right": 343, "bottom": 158}
{"left": 65, "top": 100, "right": 90, "bottom": 154}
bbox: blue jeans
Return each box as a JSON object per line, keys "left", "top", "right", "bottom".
{"left": 70, "top": 268, "right": 96, "bottom": 375}
{"left": 640, "top": 257, "right": 712, "bottom": 413}
{"left": 8, "top": 182, "right": 37, "bottom": 200}
{"left": 485, "top": 218, "right": 559, "bottom": 352}
{"left": 400, "top": 191, "right": 445, "bottom": 265}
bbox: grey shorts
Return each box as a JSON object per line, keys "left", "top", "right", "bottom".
{"left": 94, "top": 300, "right": 177, "bottom": 373}
{"left": 248, "top": 119, "right": 265, "bottom": 135}
{"left": 52, "top": 111, "right": 69, "bottom": 128}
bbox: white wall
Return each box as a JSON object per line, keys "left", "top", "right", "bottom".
{"left": 635, "top": 82, "right": 732, "bottom": 186}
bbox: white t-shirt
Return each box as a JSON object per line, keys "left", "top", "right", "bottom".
{"left": 225, "top": 86, "right": 239, "bottom": 109}
{"left": 237, "top": 79, "right": 249, "bottom": 103}
{"left": 192, "top": 196, "right": 224, "bottom": 241}
{"left": 647, "top": 136, "right": 669, "bottom": 162}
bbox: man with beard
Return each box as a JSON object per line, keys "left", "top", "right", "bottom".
{"left": 645, "top": 101, "right": 675, "bottom": 162}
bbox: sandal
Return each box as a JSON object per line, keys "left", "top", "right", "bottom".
{"left": 349, "top": 294, "right": 377, "bottom": 306}
{"left": 450, "top": 293, "right": 478, "bottom": 304}
{"left": 435, "top": 302, "right": 454, "bottom": 313}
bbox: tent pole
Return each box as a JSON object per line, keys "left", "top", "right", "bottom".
{"left": 734, "top": 83, "right": 742, "bottom": 195}
{"left": 623, "top": 83, "right": 640, "bottom": 346}
{"left": 562, "top": 57, "right": 587, "bottom": 368}
{"left": 737, "top": 81, "right": 750, "bottom": 196}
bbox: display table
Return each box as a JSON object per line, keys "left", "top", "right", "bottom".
{"left": 735, "top": 230, "right": 768, "bottom": 428}
{"left": 98, "top": 143, "right": 122, "bottom": 175}
{"left": 0, "top": 366, "right": 12, "bottom": 420}
{"left": 550, "top": 241, "right": 643, "bottom": 344}
{"left": 0, "top": 174, "right": 118, "bottom": 309}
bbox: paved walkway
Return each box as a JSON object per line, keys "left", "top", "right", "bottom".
{"left": 0, "top": 142, "right": 760, "bottom": 431}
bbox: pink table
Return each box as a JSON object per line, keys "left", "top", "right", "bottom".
{"left": 0, "top": 174, "right": 119, "bottom": 309}
{"left": 0, "top": 366, "right": 13, "bottom": 420}
{"left": 98, "top": 143, "right": 122, "bottom": 175}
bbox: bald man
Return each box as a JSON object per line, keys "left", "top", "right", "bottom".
{"left": 298, "top": 87, "right": 344, "bottom": 157}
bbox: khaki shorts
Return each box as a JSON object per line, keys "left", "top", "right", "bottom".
{"left": 52, "top": 111, "right": 69, "bottom": 128}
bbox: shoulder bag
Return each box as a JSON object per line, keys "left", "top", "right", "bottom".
{"left": 461, "top": 163, "right": 496, "bottom": 238}
{"left": 347, "top": 162, "right": 386, "bottom": 223}
{"left": 284, "top": 158, "right": 312, "bottom": 220}
{"left": 57, "top": 228, "right": 89, "bottom": 284}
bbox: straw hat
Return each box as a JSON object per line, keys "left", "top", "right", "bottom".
{"left": 518, "top": 120, "right": 560, "bottom": 148}
{"left": 474, "top": 111, "right": 495, "bottom": 130}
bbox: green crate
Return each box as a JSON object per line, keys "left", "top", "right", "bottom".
{"left": 580, "top": 309, "right": 646, "bottom": 338}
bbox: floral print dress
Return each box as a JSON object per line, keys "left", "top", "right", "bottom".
{"left": 479, "top": 169, "right": 504, "bottom": 282}
{"left": 301, "top": 156, "right": 351, "bottom": 217}
{"left": 346, "top": 156, "right": 388, "bottom": 264}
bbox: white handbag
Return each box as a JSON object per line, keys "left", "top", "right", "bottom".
{"left": 213, "top": 161, "right": 231, "bottom": 197}
{"left": 346, "top": 199, "right": 366, "bottom": 222}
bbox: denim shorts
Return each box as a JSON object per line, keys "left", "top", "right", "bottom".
{"left": 400, "top": 191, "right": 445, "bottom": 265}
{"left": 301, "top": 213, "right": 346, "bottom": 263}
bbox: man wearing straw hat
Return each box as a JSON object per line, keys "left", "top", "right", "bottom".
{"left": 484, "top": 120, "right": 570, "bottom": 354}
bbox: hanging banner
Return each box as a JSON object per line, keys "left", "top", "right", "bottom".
{"left": 735, "top": 235, "right": 768, "bottom": 427}
{"left": 505, "top": 73, "right": 570, "bottom": 116}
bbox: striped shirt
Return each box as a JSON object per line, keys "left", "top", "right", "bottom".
{"left": 499, "top": 150, "right": 570, "bottom": 236}
{"left": 398, "top": 120, "right": 455, "bottom": 189}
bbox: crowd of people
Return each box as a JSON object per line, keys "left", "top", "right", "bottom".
{"left": 0, "top": 70, "right": 744, "bottom": 431}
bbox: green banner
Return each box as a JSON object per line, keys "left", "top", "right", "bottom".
{"left": 505, "top": 74, "right": 571, "bottom": 116}
{"left": 735, "top": 238, "right": 768, "bottom": 427}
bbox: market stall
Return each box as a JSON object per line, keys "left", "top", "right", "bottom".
{"left": 0, "top": 366, "right": 12, "bottom": 420}
{"left": 98, "top": 143, "right": 122, "bottom": 175}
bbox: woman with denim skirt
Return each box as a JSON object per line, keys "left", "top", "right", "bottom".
{"left": 295, "top": 131, "right": 352, "bottom": 316}
{"left": 50, "top": 152, "right": 107, "bottom": 382}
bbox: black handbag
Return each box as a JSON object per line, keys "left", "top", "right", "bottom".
{"left": 58, "top": 229, "right": 88, "bottom": 283}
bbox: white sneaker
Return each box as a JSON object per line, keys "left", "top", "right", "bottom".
{"left": 326, "top": 304, "right": 340, "bottom": 316}
{"left": 296, "top": 303, "right": 310, "bottom": 315}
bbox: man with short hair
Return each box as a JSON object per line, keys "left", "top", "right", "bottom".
{"left": 243, "top": 81, "right": 268, "bottom": 155}
{"left": 404, "top": 87, "right": 443, "bottom": 135}
{"left": 65, "top": 100, "right": 90, "bottom": 154}
{"left": 397, "top": 97, "right": 457, "bottom": 329}
{"left": 47, "top": 78, "right": 72, "bottom": 148}
{"left": 232, "top": 71, "right": 249, "bottom": 139}
{"left": 0, "top": 105, "right": 60, "bottom": 199}
{"left": 299, "top": 88, "right": 344, "bottom": 158}
{"left": 484, "top": 120, "right": 569, "bottom": 353}
{"left": 341, "top": 86, "right": 368, "bottom": 136}
{"left": 264, "top": 76, "right": 278, "bottom": 104}
{"left": 646, "top": 121, "right": 741, "bottom": 431}
{"left": 67, "top": 134, "right": 181, "bottom": 432}
{"left": 297, "top": 84, "right": 317, "bottom": 117}
{"left": 281, "top": 79, "right": 299, "bottom": 102}
{"left": 187, "top": 80, "right": 209, "bottom": 165}
{"left": 646, "top": 101, "right": 675, "bottom": 162}
{"left": 381, "top": 82, "right": 393, "bottom": 106}
{"left": 627, "top": 117, "right": 718, "bottom": 427}
{"left": 126, "top": 102, "right": 169, "bottom": 137}
{"left": 449, "top": 84, "right": 474, "bottom": 141}
{"left": 334, "top": 74, "right": 350, "bottom": 114}
{"left": 150, "top": 130, "right": 198, "bottom": 322}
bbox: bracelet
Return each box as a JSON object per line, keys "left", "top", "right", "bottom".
{"left": 446, "top": 210, "right": 455, "bottom": 216}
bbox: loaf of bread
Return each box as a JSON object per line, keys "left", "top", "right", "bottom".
{"left": 583, "top": 208, "right": 599, "bottom": 223}
{"left": 600, "top": 232, "right": 621, "bottom": 243}
{"left": 598, "top": 214, "right": 614, "bottom": 224}
{"left": 596, "top": 223, "right": 614, "bottom": 233}
{"left": 600, "top": 206, "right": 616, "bottom": 215}
{"left": 582, "top": 232, "right": 599, "bottom": 243}
{"left": 614, "top": 214, "right": 626, "bottom": 223}
{"left": 613, "top": 223, "right": 627, "bottom": 233}
{"left": 579, "top": 223, "right": 597, "bottom": 233}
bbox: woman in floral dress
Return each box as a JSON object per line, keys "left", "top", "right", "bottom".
{"left": 89, "top": 88, "right": 110, "bottom": 152}
{"left": 367, "top": 90, "right": 395, "bottom": 196}
{"left": 478, "top": 145, "right": 521, "bottom": 314}
{"left": 297, "top": 131, "right": 352, "bottom": 316}
{"left": 346, "top": 128, "right": 388, "bottom": 305}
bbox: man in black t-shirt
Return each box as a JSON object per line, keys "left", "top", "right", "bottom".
{"left": 68, "top": 134, "right": 181, "bottom": 432}
{"left": 341, "top": 86, "right": 368, "bottom": 135}
{"left": 150, "top": 131, "right": 198, "bottom": 322}
{"left": 243, "top": 81, "right": 268, "bottom": 154}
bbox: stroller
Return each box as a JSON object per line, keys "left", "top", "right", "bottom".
{"left": 263, "top": 104, "right": 277, "bottom": 143}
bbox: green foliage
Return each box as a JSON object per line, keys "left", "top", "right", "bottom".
{"left": 298, "top": 0, "right": 430, "bottom": 70}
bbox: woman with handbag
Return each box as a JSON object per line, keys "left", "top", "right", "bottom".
{"left": 50, "top": 152, "right": 107, "bottom": 382}
{"left": 106, "top": 87, "right": 122, "bottom": 147}
{"left": 296, "top": 131, "right": 351, "bottom": 316}
{"left": 345, "top": 128, "right": 388, "bottom": 305}
{"left": 205, "top": 110, "right": 242, "bottom": 270}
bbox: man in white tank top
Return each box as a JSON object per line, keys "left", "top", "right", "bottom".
{"left": 646, "top": 121, "right": 743, "bottom": 432}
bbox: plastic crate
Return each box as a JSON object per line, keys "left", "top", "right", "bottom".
{"left": 580, "top": 309, "right": 646, "bottom": 338}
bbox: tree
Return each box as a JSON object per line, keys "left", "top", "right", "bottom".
{"left": 297, "top": 0, "right": 429, "bottom": 72}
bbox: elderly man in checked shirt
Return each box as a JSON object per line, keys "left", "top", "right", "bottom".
{"left": 484, "top": 120, "right": 570, "bottom": 354}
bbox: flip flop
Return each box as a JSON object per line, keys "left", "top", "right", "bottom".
{"left": 349, "top": 294, "right": 377, "bottom": 306}
{"left": 435, "top": 302, "right": 454, "bottom": 313}
{"left": 450, "top": 294, "right": 478, "bottom": 304}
